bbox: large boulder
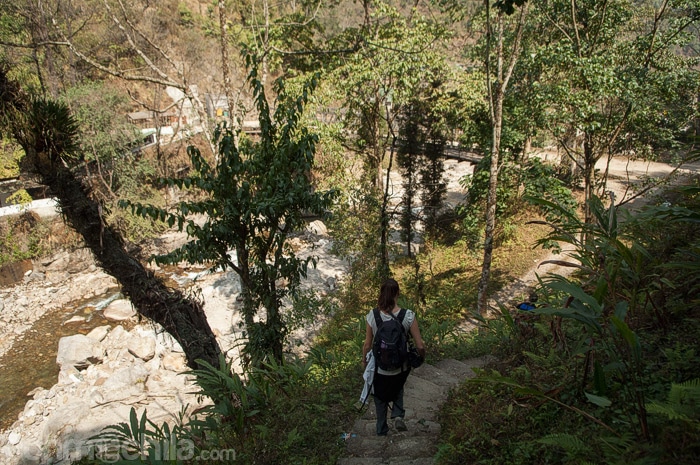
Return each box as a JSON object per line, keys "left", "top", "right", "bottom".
{"left": 306, "top": 220, "right": 328, "bottom": 236}
{"left": 56, "top": 335, "right": 103, "bottom": 370}
{"left": 92, "top": 361, "right": 149, "bottom": 404}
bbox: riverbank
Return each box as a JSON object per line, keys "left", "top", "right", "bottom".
{"left": 0, "top": 220, "right": 348, "bottom": 465}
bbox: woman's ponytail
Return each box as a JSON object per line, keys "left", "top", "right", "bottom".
{"left": 377, "top": 278, "right": 400, "bottom": 312}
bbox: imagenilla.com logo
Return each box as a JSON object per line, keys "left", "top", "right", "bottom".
{"left": 58, "top": 436, "right": 236, "bottom": 463}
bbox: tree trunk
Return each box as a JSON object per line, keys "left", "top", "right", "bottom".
{"left": 45, "top": 167, "right": 223, "bottom": 369}
{"left": 476, "top": 87, "right": 504, "bottom": 315}
{"left": 522, "top": 136, "right": 531, "bottom": 161}
{"left": 475, "top": 4, "right": 527, "bottom": 316}
{"left": 583, "top": 133, "right": 595, "bottom": 225}
{"left": 379, "top": 136, "right": 395, "bottom": 279}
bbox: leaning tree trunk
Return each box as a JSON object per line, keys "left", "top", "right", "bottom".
{"left": 0, "top": 68, "right": 222, "bottom": 370}
{"left": 45, "top": 167, "right": 222, "bottom": 369}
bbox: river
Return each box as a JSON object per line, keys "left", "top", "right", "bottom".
{"left": 0, "top": 293, "right": 122, "bottom": 431}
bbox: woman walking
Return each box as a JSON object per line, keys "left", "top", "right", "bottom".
{"left": 362, "top": 278, "right": 426, "bottom": 436}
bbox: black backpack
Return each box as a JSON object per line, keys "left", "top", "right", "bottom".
{"left": 372, "top": 308, "right": 409, "bottom": 371}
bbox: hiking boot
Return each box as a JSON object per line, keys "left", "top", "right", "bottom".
{"left": 394, "top": 417, "right": 407, "bottom": 432}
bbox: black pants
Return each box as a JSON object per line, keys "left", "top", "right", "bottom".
{"left": 373, "top": 370, "right": 410, "bottom": 435}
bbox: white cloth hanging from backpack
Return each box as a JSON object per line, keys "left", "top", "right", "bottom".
{"left": 359, "top": 351, "right": 375, "bottom": 405}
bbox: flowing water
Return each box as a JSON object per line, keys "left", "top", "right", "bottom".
{"left": 0, "top": 292, "right": 122, "bottom": 431}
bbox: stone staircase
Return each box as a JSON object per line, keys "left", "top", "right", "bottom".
{"left": 338, "top": 357, "right": 491, "bottom": 465}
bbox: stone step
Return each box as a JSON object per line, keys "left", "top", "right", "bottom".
{"left": 401, "top": 397, "right": 440, "bottom": 422}
{"left": 386, "top": 457, "right": 436, "bottom": 465}
{"left": 345, "top": 434, "right": 437, "bottom": 459}
{"left": 434, "top": 357, "right": 485, "bottom": 380}
{"left": 338, "top": 458, "right": 383, "bottom": 465}
{"left": 404, "top": 372, "right": 448, "bottom": 397}
{"left": 351, "top": 418, "right": 441, "bottom": 438}
{"left": 433, "top": 358, "right": 472, "bottom": 379}
{"left": 358, "top": 399, "right": 437, "bottom": 425}
{"left": 409, "top": 363, "right": 461, "bottom": 388}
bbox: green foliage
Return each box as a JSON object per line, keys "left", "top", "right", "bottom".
{"left": 177, "top": 3, "right": 194, "bottom": 28}
{"left": 397, "top": 92, "right": 450, "bottom": 245}
{"left": 327, "top": 185, "right": 386, "bottom": 278}
{"left": 188, "top": 356, "right": 268, "bottom": 433}
{"left": 5, "top": 188, "right": 31, "bottom": 205}
{"left": 524, "top": 0, "right": 700, "bottom": 206}
{"left": 18, "top": 98, "right": 81, "bottom": 166}
{"left": 60, "top": 82, "right": 144, "bottom": 193}
{"left": 459, "top": 156, "right": 576, "bottom": 250}
{"left": 123, "top": 63, "right": 337, "bottom": 365}
{"left": 0, "top": 213, "right": 48, "bottom": 265}
{"left": 439, "top": 178, "right": 700, "bottom": 464}
{"left": 0, "top": 136, "right": 23, "bottom": 178}
{"left": 522, "top": 158, "right": 577, "bottom": 223}
{"left": 85, "top": 407, "right": 207, "bottom": 464}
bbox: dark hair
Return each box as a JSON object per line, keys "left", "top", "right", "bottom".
{"left": 378, "top": 278, "right": 400, "bottom": 312}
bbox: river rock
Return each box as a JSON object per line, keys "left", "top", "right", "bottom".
{"left": 161, "top": 352, "right": 187, "bottom": 372}
{"left": 56, "top": 335, "right": 104, "bottom": 370}
{"left": 127, "top": 332, "right": 156, "bottom": 361}
{"left": 97, "top": 361, "right": 149, "bottom": 404}
{"left": 7, "top": 432, "right": 20, "bottom": 446}
{"left": 0, "top": 217, "right": 355, "bottom": 465}
{"left": 25, "top": 271, "right": 45, "bottom": 283}
{"left": 64, "top": 248, "right": 94, "bottom": 274}
{"left": 306, "top": 220, "right": 328, "bottom": 236}
{"left": 45, "top": 270, "right": 70, "bottom": 284}
{"left": 102, "top": 299, "right": 135, "bottom": 321}
{"left": 86, "top": 326, "right": 110, "bottom": 342}
{"left": 26, "top": 388, "right": 44, "bottom": 399}
{"left": 57, "top": 366, "right": 82, "bottom": 385}
{"left": 102, "top": 324, "right": 127, "bottom": 346}
{"left": 63, "top": 315, "right": 85, "bottom": 325}
{"left": 42, "top": 252, "right": 70, "bottom": 271}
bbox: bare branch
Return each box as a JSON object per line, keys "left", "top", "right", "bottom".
{"left": 50, "top": 18, "right": 183, "bottom": 88}
{"left": 115, "top": 0, "right": 184, "bottom": 82}
{"left": 102, "top": 0, "right": 174, "bottom": 83}
{"left": 0, "top": 39, "right": 70, "bottom": 49}
{"left": 502, "top": 4, "right": 528, "bottom": 92}
{"left": 127, "top": 89, "right": 182, "bottom": 113}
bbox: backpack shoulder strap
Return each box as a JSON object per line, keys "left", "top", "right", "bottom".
{"left": 397, "top": 308, "right": 407, "bottom": 323}
{"left": 372, "top": 308, "right": 382, "bottom": 329}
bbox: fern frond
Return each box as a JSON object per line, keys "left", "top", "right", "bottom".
{"left": 668, "top": 378, "right": 700, "bottom": 405}
{"left": 537, "top": 433, "right": 587, "bottom": 453}
{"left": 647, "top": 379, "right": 700, "bottom": 429}
{"left": 647, "top": 402, "right": 691, "bottom": 422}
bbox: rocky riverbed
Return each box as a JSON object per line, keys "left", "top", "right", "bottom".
{"left": 0, "top": 220, "right": 348, "bottom": 465}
